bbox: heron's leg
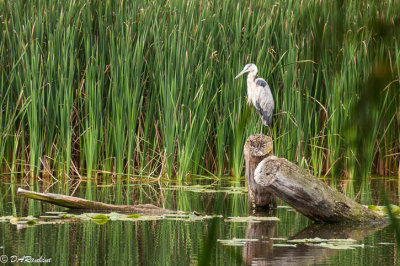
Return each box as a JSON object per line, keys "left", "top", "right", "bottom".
{"left": 260, "top": 123, "right": 263, "bottom": 135}
{"left": 267, "top": 126, "right": 273, "bottom": 138}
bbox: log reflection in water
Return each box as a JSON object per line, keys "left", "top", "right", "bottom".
{"left": 242, "top": 209, "right": 277, "bottom": 265}
{"left": 242, "top": 210, "right": 388, "bottom": 265}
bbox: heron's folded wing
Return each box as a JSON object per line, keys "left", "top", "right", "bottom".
{"left": 254, "top": 79, "right": 274, "bottom": 126}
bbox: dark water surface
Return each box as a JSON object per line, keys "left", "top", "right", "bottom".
{"left": 0, "top": 176, "right": 398, "bottom": 265}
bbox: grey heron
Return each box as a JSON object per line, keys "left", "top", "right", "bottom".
{"left": 235, "top": 63, "right": 274, "bottom": 133}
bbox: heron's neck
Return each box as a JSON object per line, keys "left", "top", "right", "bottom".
{"left": 247, "top": 71, "right": 257, "bottom": 85}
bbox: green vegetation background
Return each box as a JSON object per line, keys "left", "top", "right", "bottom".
{"left": 1, "top": 0, "right": 399, "bottom": 179}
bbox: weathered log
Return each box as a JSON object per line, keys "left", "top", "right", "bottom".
{"left": 17, "top": 188, "right": 176, "bottom": 215}
{"left": 254, "top": 156, "right": 385, "bottom": 223}
{"left": 244, "top": 134, "right": 276, "bottom": 208}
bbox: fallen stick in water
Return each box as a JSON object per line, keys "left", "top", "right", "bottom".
{"left": 17, "top": 188, "right": 176, "bottom": 215}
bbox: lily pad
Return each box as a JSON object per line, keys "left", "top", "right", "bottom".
{"left": 225, "top": 216, "right": 280, "bottom": 223}
{"left": 273, "top": 243, "right": 297, "bottom": 247}
{"left": 368, "top": 205, "right": 381, "bottom": 211}
{"left": 163, "top": 185, "right": 247, "bottom": 194}
{"left": 92, "top": 219, "right": 109, "bottom": 225}
{"left": 45, "top": 211, "right": 68, "bottom": 215}
{"left": 91, "top": 214, "right": 110, "bottom": 220}
{"left": 384, "top": 204, "right": 400, "bottom": 215}
{"left": 0, "top": 216, "right": 14, "bottom": 222}
{"left": 287, "top": 238, "right": 356, "bottom": 243}
{"left": 306, "top": 242, "right": 362, "bottom": 250}
{"left": 367, "top": 204, "right": 400, "bottom": 216}
{"left": 40, "top": 215, "right": 64, "bottom": 219}
{"left": 218, "top": 187, "right": 248, "bottom": 194}
{"left": 27, "top": 220, "right": 36, "bottom": 226}
{"left": 9, "top": 217, "right": 20, "bottom": 224}
{"left": 284, "top": 237, "right": 363, "bottom": 250}
{"left": 277, "top": 206, "right": 292, "bottom": 209}
{"left": 0, "top": 211, "right": 222, "bottom": 226}
{"left": 218, "top": 238, "right": 259, "bottom": 246}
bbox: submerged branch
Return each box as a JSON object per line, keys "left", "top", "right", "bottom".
{"left": 17, "top": 188, "right": 176, "bottom": 215}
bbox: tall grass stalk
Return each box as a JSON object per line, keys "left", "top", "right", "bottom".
{"left": 0, "top": 0, "right": 399, "bottom": 180}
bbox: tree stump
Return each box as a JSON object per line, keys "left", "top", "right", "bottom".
{"left": 244, "top": 134, "right": 276, "bottom": 209}
{"left": 254, "top": 156, "right": 385, "bottom": 223}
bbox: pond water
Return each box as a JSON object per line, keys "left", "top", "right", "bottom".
{"left": 0, "top": 176, "right": 399, "bottom": 265}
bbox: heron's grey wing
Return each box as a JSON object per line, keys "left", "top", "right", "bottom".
{"left": 254, "top": 78, "right": 274, "bottom": 127}
{"left": 256, "top": 79, "right": 267, "bottom": 88}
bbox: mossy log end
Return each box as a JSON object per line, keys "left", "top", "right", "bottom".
{"left": 254, "top": 156, "right": 385, "bottom": 223}
{"left": 17, "top": 188, "right": 176, "bottom": 215}
{"left": 244, "top": 134, "right": 276, "bottom": 209}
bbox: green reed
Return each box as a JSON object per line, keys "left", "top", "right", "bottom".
{"left": 0, "top": 0, "right": 399, "bottom": 180}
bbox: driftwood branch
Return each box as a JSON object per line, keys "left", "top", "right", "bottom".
{"left": 17, "top": 188, "right": 175, "bottom": 215}
{"left": 254, "top": 156, "right": 385, "bottom": 223}
{"left": 244, "top": 134, "right": 276, "bottom": 208}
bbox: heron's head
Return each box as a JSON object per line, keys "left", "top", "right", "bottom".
{"left": 234, "top": 63, "right": 258, "bottom": 79}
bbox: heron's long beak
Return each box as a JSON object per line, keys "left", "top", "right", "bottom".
{"left": 234, "top": 69, "right": 247, "bottom": 79}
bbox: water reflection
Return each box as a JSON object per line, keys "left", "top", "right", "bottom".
{"left": 0, "top": 177, "right": 398, "bottom": 265}
{"left": 243, "top": 209, "right": 277, "bottom": 264}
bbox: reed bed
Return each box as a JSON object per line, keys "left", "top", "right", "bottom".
{"left": 1, "top": 0, "right": 399, "bottom": 179}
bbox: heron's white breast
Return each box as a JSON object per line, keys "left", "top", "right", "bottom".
{"left": 247, "top": 81, "right": 258, "bottom": 105}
